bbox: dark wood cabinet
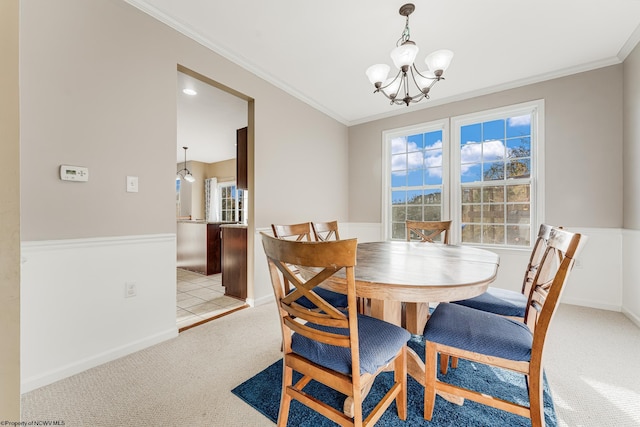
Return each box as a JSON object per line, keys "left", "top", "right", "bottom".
{"left": 236, "top": 127, "right": 248, "bottom": 190}
{"left": 222, "top": 225, "right": 247, "bottom": 300}
{"left": 177, "top": 221, "right": 222, "bottom": 275}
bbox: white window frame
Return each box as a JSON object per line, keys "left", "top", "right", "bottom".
{"left": 382, "top": 100, "right": 545, "bottom": 250}
{"left": 217, "top": 181, "right": 248, "bottom": 224}
{"left": 451, "top": 100, "right": 545, "bottom": 248}
{"left": 382, "top": 119, "right": 450, "bottom": 240}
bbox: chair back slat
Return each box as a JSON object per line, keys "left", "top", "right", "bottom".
{"left": 524, "top": 228, "right": 586, "bottom": 355}
{"left": 406, "top": 220, "right": 452, "bottom": 243}
{"left": 271, "top": 222, "right": 313, "bottom": 241}
{"left": 312, "top": 220, "right": 341, "bottom": 241}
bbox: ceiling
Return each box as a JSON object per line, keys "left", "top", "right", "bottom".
{"left": 147, "top": 0, "right": 640, "bottom": 162}
{"left": 176, "top": 71, "right": 247, "bottom": 164}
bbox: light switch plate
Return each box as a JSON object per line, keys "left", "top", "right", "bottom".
{"left": 127, "top": 176, "right": 139, "bottom": 193}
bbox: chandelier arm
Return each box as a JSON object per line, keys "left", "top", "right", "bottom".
{"left": 411, "top": 64, "right": 437, "bottom": 81}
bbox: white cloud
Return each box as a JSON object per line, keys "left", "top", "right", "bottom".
{"left": 460, "top": 139, "right": 507, "bottom": 174}
{"left": 508, "top": 115, "right": 530, "bottom": 127}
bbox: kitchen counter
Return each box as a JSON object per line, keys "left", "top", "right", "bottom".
{"left": 177, "top": 221, "right": 224, "bottom": 275}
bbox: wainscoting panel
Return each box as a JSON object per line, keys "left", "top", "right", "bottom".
{"left": 622, "top": 229, "right": 640, "bottom": 327}
{"left": 20, "top": 234, "right": 178, "bottom": 392}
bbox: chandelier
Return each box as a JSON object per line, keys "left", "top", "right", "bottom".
{"left": 176, "top": 146, "right": 196, "bottom": 183}
{"left": 366, "top": 3, "right": 453, "bottom": 106}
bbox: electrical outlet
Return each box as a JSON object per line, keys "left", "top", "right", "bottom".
{"left": 125, "top": 282, "right": 137, "bottom": 298}
{"left": 574, "top": 258, "right": 583, "bottom": 269}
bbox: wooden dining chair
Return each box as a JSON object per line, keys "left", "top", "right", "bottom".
{"left": 271, "top": 222, "right": 314, "bottom": 242}
{"left": 271, "top": 222, "right": 348, "bottom": 309}
{"left": 312, "top": 220, "right": 341, "bottom": 241}
{"left": 441, "top": 224, "right": 560, "bottom": 374}
{"left": 261, "top": 233, "right": 410, "bottom": 427}
{"left": 406, "top": 220, "right": 452, "bottom": 243}
{"left": 422, "top": 227, "right": 586, "bottom": 427}
{"left": 452, "top": 223, "right": 557, "bottom": 320}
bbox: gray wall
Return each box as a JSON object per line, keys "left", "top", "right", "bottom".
{"left": 624, "top": 41, "right": 640, "bottom": 230}
{"left": 348, "top": 65, "right": 624, "bottom": 229}
{"left": 0, "top": 0, "right": 20, "bottom": 418}
{"left": 19, "top": 0, "right": 350, "bottom": 243}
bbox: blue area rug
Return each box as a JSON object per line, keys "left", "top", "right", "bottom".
{"left": 232, "top": 338, "right": 557, "bottom": 426}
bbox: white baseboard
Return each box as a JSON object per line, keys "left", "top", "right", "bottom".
{"left": 21, "top": 327, "right": 177, "bottom": 393}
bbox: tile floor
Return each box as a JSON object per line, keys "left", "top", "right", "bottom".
{"left": 176, "top": 268, "right": 247, "bottom": 330}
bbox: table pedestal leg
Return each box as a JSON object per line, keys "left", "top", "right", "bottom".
{"left": 404, "top": 302, "right": 430, "bottom": 335}
{"left": 370, "top": 299, "right": 402, "bottom": 327}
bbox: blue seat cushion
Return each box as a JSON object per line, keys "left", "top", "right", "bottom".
{"left": 451, "top": 287, "right": 527, "bottom": 317}
{"left": 424, "top": 303, "right": 533, "bottom": 362}
{"left": 291, "top": 314, "right": 411, "bottom": 375}
{"left": 293, "top": 287, "right": 349, "bottom": 309}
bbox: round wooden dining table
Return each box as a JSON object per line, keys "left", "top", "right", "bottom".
{"left": 324, "top": 240, "right": 500, "bottom": 397}
{"left": 325, "top": 240, "right": 500, "bottom": 334}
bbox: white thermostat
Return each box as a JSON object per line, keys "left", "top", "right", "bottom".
{"left": 60, "top": 165, "right": 89, "bottom": 182}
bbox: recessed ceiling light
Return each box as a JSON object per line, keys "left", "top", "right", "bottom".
{"left": 183, "top": 88, "right": 197, "bottom": 96}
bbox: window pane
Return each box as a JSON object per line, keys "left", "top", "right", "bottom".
{"left": 407, "top": 133, "right": 423, "bottom": 150}
{"left": 507, "top": 184, "right": 530, "bottom": 202}
{"left": 461, "top": 123, "right": 481, "bottom": 144}
{"left": 424, "top": 168, "right": 442, "bottom": 185}
{"left": 391, "top": 153, "right": 406, "bottom": 171}
{"left": 483, "top": 119, "right": 505, "bottom": 140}
{"left": 461, "top": 204, "right": 481, "bottom": 222}
{"left": 391, "top": 172, "right": 406, "bottom": 187}
{"left": 507, "top": 115, "right": 531, "bottom": 137}
{"left": 425, "top": 130, "right": 442, "bottom": 148}
{"left": 407, "top": 190, "right": 422, "bottom": 204}
{"left": 424, "top": 190, "right": 442, "bottom": 204}
{"left": 425, "top": 148, "right": 442, "bottom": 167}
{"left": 507, "top": 137, "right": 530, "bottom": 157}
{"left": 392, "top": 222, "right": 406, "bottom": 240}
{"left": 407, "top": 169, "right": 422, "bottom": 186}
{"left": 483, "top": 140, "right": 506, "bottom": 161}
{"left": 461, "top": 163, "right": 482, "bottom": 183}
{"left": 391, "top": 137, "right": 407, "bottom": 154}
{"left": 392, "top": 191, "right": 406, "bottom": 204}
{"left": 483, "top": 161, "right": 504, "bottom": 181}
{"left": 482, "top": 204, "right": 504, "bottom": 223}
{"left": 391, "top": 206, "right": 406, "bottom": 222}
{"left": 483, "top": 186, "right": 504, "bottom": 203}
{"left": 461, "top": 223, "right": 481, "bottom": 243}
{"left": 483, "top": 225, "right": 505, "bottom": 244}
{"left": 507, "top": 158, "right": 530, "bottom": 178}
{"left": 507, "top": 225, "right": 530, "bottom": 246}
{"left": 408, "top": 151, "right": 423, "bottom": 169}
{"left": 424, "top": 206, "right": 441, "bottom": 221}
{"left": 507, "top": 204, "right": 530, "bottom": 224}
{"left": 461, "top": 187, "right": 481, "bottom": 203}
{"left": 407, "top": 206, "right": 422, "bottom": 220}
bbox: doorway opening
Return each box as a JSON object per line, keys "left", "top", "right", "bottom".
{"left": 175, "top": 65, "right": 254, "bottom": 331}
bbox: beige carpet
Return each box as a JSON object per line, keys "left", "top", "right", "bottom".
{"left": 21, "top": 303, "right": 640, "bottom": 426}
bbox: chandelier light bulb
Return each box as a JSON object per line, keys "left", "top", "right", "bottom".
{"left": 425, "top": 49, "right": 454, "bottom": 74}
{"left": 383, "top": 77, "right": 402, "bottom": 98}
{"left": 390, "top": 42, "right": 419, "bottom": 70}
{"left": 366, "top": 64, "right": 391, "bottom": 86}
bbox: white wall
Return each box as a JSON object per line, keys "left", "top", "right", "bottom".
{"left": 20, "top": 235, "right": 177, "bottom": 392}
